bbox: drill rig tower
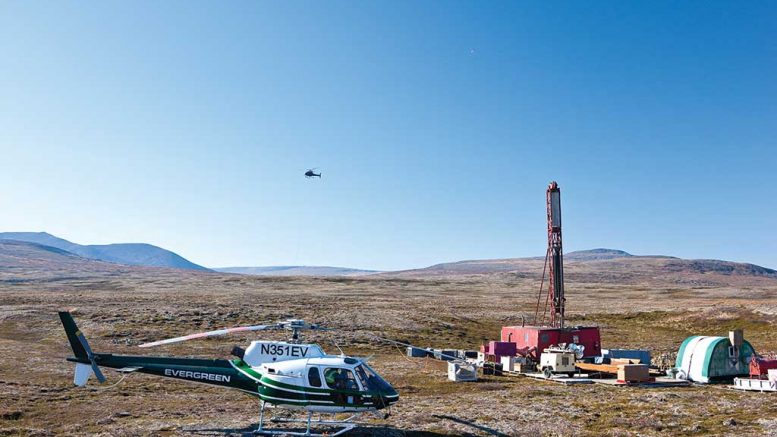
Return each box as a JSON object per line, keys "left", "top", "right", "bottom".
{"left": 547, "top": 181, "right": 565, "bottom": 328}
{"left": 499, "top": 181, "right": 601, "bottom": 360}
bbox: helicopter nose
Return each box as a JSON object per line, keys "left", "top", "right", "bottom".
{"left": 370, "top": 388, "right": 398, "bottom": 409}
{"left": 383, "top": 388, "right": 399, "bottom": 406}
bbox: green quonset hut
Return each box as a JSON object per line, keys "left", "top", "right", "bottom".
{"left": 675, "top": 335, "right": 755, "bottom": 383}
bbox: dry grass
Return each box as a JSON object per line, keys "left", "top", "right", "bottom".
{"left": 1, "top": 271, "right": 776, "bottom": 436}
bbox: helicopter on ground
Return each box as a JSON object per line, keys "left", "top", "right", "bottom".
{"left": 59, "top": 312, "right": 398, "bottom": 436}
{"left": 305, "top": 168, "right": 321, "bottom": 178}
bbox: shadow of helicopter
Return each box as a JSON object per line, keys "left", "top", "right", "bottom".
{"left": 432, "top": 415, "right": 512, "bottom": 437}
{"left": 182, "top": 422, "right": 451, "bottom": 436}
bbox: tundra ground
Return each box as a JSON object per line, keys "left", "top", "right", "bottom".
{"left": 1, "top": 272, "right": 776, "bottom": 436}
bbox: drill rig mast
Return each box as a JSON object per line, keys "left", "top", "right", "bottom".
{"left": 547, "top": 181, "right": 565, "bottom": 328}
{"left": 505, "top": 181, "right": 602, "bottom": 360}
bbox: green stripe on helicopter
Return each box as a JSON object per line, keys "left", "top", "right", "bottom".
{"left": 229, "top": 360, "right": 381, "bottom": 406}
{"left": 231, "top": 359, "right": 340, "bottom": 394}
{"left": 256, "top": 393, "right": 375, "bottom": 408}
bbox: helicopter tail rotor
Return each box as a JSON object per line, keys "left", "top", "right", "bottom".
{"left": 59, "top": 311, "right": 107, "bottom": 385}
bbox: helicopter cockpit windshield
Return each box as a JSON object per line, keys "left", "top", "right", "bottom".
{"left": 353, "top": 363, "right": 393, "bottom": 392}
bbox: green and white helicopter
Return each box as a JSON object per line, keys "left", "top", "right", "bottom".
{"left": 59, "top": 311, "right": 399, "bottom": 436}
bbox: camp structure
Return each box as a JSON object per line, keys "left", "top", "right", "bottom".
{"left": 674, "top": 330, "right": 755, "bottom": 383}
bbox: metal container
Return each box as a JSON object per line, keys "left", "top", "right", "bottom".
{"left": 482, "top": 362, "right": 503, "bottom": 376}
{"left": 488, "top": 341, "right": 517, "bottom": 356}
{"left": 448, "top": 361, "right": 477, "bottom": 382}
{"left": 406, "top": 346, "right": 428, "bottom": 358}
{"left": 501, "top": 356, "right": 527, "bottom": 372}
{"left": 603, "top": 349, "right": 651, "bottom": 365}
{"left": 457, "top": 350, "right": 478, "bottom": 359}
{"left": 433, "top": 349, "right": 458, "bottom": 361}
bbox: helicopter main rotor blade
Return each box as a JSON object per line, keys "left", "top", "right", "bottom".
{"left": 139, "top": 324, "right": 277, "bottom": 348}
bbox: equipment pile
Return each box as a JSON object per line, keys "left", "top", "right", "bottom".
{"left": 403, "top": 182, "right": 772, "bottom": 393}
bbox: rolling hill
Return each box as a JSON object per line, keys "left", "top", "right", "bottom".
{"left": 385, "top": 249, "right": 777, "bottom": 286}
{"left": 1, "top": 234, "right": 774, "bottom": 287}
{"left": 0, "top": 239, "right": 139, "bottom": 280}
{"left": 214, "top": 266, "right": 379, "bottom": 276}
{"left": 0, "top": 232, "right": 209, "bottom": 271}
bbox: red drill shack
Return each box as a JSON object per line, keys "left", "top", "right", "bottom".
{"left": 501, "top": 326, "right": 601, "bottom": 360}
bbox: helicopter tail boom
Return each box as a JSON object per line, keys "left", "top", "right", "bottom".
{"left": 59, "top": 311, "right": 89, "bottom": 361}
{"left": 60, "top": 312, "right": 258, "bottom": 390}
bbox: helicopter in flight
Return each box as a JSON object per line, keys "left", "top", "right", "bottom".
{"left": 305, "top": 168, "right": 322, "bottom": 178}
{"left": 59, "top": 312, "right": 398, "bottom": 436}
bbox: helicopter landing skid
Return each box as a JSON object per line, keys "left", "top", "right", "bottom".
{"left": 254, "top": 401, "right": 360, "bottom": 436}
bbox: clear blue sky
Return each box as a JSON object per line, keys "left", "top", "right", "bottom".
{"left": 1, "top": 1, "right": 775, "bottom": 270}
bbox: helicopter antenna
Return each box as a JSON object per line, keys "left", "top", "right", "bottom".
{"left": 332, "top": 339, "right": 346, "bottom": 356}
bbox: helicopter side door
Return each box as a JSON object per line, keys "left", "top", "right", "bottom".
{"left": 322, "top": 367, "right": 365, "bottom": 406}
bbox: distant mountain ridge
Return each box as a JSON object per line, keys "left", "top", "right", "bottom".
{"left": 385, "top": 248, "right": 777, "bottom": 285}
{"left": 564, "top": 248, "right": 679, "bottom": 260}
{"left": 215, "top": 266, "right": 379, "bottom": 277}
{"left": 0, "top": 232, "right": 208, "bottom": 271}
{"left": 1, "top": 234, "right": 774, "bottom": 286}
{"left": 0, "top": 239, "right": 148, "bottom": 282}
{"left": 214, "top": 248, "right": 776, "bottom": 284}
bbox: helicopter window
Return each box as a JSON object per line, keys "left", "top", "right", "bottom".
{"left": 323, "top": 368, "right": 359, "bottom": 391}
{"left": 307, "top": 367, "right": 322, "bottom": 387}
{"left": 354, "top": 364, "right": 393, "bottom": 392}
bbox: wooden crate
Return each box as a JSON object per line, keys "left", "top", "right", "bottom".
{"left": 617, "top": 364, "right": 650, "bottom": 382}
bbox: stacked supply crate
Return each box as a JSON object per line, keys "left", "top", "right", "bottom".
{"left": 479, "top": 341, "right": 517, "bottom": 363}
